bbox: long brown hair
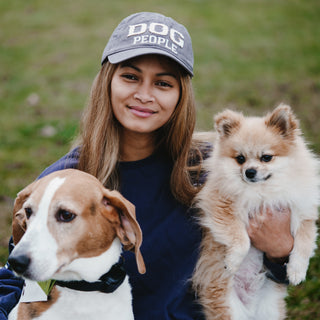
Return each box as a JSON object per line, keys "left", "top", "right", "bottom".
{"left": 75, "top": 59, "right": 204, "bottom": 206}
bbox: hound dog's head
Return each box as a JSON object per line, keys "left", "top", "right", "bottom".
{"left": 8, "top": 169, "right": 145, "bottom": 282}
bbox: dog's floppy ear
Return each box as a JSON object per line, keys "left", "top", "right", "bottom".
{"left": 214, "top": 109, "right": 242, "bottom": 137}
{"left": 265, "top": 104, "right": 299, "bottom": 140}
{"left": 12, "top": 181, "right": 36, "bottom": 245}
{"left": 102, "top": 189, "right": 146, "bottom": 274}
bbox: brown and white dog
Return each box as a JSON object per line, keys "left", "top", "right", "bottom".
{"left": 8, "top": 169, "right": 145, "bottom": 320}
{"left": 192, "top": 105, "right": 319, "bottom": 319}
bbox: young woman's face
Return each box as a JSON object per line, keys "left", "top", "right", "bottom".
{"left": 111, "top": 55, "right": 180, "bottom": 134}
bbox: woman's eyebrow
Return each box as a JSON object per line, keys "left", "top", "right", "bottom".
{"left": 120, "top": 63, "right": 141, "bottom": 73}
{"left": 120, "top": 63, "right": 177, "bottom": 79}
{"left": 156, "top": 72, "right": 177, "bottom": 79}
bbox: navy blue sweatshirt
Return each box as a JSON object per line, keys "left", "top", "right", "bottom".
{"left": 0, "top": 148, "right": 287, "bottom": 319}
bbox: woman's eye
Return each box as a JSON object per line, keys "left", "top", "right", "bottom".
{"left": 261, "top": 154, "right": 273, "bottom": 162}
{"left": 56, "top": 209, "right": 76, "bottom": 223}
{"left": 25, "top": 207, "right": 33, "bottom": 219}
{"left": 121, "top": 74, "right": 138, "bottom": 81}
{"left": 156, "top": 81, "right": 172, "bottom": 88}
{"left": 235, "top": 155, "right": 246, "bottom": 165}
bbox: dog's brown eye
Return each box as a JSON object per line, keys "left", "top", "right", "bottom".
{"left": 261, "top": 155, "right": 273, "bottom": 162}
{"left": 56, "top": 209, "right": 76, "bottom": 223}
{"left": 235, "top": 155, "right": 246, "bottom": 164}
{"left": 25, "top": 207, "right": 33, "bottom": 219}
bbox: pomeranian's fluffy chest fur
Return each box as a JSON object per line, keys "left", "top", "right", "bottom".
{"left": 193, "top": 105, "right": 319, "bottom": 320}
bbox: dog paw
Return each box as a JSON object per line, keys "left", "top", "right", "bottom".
{"left": 287, "top": 263, "right": 307, "bottom": 285}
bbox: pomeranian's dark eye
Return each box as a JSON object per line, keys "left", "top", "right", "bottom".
{"left": 56, "top": 209, "right": 76, "bottom": 223}
{"left": 235, "top": 155, "right": 246, "bottom": 165}
{"left": 261, "top": 154, "right": 273, "bottom": 162}
{"left": 25, "top": 207, "right": 33, "bottom": 219}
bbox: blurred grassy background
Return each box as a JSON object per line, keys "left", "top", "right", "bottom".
{"left": 1, "top": 0, "right": 319, "bottom": 318}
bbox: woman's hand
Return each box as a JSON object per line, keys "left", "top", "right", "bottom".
{"left": 247, "top": 207, "right": 294, "bottom": 264}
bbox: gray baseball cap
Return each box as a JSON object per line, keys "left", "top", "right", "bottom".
{"left": 101, "top": 12, "right": 194, "bottom": 76}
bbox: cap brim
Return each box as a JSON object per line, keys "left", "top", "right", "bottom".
{"left": 107, "top": 48, "right": 193, "bottom": 77}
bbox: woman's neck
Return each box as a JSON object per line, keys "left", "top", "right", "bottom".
{"left": 119, "top": 129, "right": 157, "bottom": 162}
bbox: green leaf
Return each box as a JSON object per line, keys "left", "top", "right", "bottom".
{"left": 37, "top": 280, "right": 56, "bottom": 296}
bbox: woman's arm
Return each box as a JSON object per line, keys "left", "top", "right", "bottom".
{"left": 0, "top": 239, "right": 25, "bottom": 320}
{"left": 37, "top": 147, "right": 80, "bottom": 179}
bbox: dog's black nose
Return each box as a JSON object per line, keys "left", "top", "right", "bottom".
{"left": 8, "top": 254, "right": 31, "bottom": 274}
{"left": 245, "top": 168, "right": 257, "bottom": 180}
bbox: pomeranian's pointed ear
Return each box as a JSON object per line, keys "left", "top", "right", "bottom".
{"left": 265, "top": 104, "right": 299, "bottom": 139}
{"left": 214, "top": 109, "right": 242, "bottom": 137}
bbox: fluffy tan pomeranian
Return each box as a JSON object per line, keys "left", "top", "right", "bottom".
{"left": 192, "top": 104, "right": 319, "bottom": 320}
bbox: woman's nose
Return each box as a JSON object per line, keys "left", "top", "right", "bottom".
{"left": 134, "top": 84, "right": 155, "bottom": 103}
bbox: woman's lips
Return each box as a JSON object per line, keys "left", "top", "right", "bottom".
{"left": 128, "top": 106, "right": 156, "bottom": 118}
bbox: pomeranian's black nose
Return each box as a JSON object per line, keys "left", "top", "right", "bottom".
{"left": 8, "top": 254, "right": 31, "bottom": 274}
{"left": 245, "top": 168, "right": 257, "bottom": 180}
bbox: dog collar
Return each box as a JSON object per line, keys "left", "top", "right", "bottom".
{"left": 55, "top": 261, "right": 126, "bottom": 294}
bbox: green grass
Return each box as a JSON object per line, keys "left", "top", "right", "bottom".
{"left": 1, "top": 0, "right": 319, "bottom": 318}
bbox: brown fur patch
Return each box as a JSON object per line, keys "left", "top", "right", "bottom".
{"left": 74, "top": 203, "right": 119, "bottom": 258}
{"left": 193, "top": 229, "right": 233, "bottom": 320}
{"left": 89, "top": 202, "right": 97, "bottom": 216}
{"left": 17, "top": 287, "right": 60, "bottom": 320}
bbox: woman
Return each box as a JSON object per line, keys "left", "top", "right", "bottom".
{"left": 0, "top": 12, "right": 293, "bottom": 319}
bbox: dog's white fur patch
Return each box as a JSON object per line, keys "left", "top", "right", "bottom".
{"left": 15, "top": 177, "right": 66, "bottom": 281}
